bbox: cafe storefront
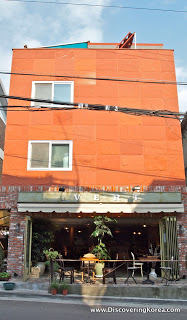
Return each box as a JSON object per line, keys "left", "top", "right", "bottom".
{"left": 16, "top": 190, "right": 184, "bottom": 280}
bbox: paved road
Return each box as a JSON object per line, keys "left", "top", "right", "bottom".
{"left": 0, "top": 299, "right": 187, "bottom": 320}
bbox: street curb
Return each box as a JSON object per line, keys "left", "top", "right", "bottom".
{"left": 0, "top": 290, "right": 187, "bottom": 306}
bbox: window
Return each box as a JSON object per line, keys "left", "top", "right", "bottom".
{"left": 27, "top": 141, "right": 73, "bottom": 171}
{"left": 31, "top": 81, "right": 74, "bottom": 107}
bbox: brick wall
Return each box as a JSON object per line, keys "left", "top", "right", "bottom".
{"left": 7, "top": 213, "right": 25, "bottom": 276}
{"left": 177, "top": 192, "right": 187, "bottom": 275}
{"left": 0, "top": 186, "right": 18, "bottom": 210}
{"left": 0, "top": 159, "right": 2, "bottom": 185}
{"left": 0, "top": 185, "right": 186, "bottom": 277}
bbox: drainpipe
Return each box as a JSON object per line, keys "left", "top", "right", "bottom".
{"left": 134, "top": 32, "right": 136, "bottom": 49}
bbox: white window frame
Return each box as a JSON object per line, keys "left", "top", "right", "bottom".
{"left": 27, "top": 140, "right": 73, "bottom": 171}
{"left": 31, "top": 81, "right": 74, "bottom": 108}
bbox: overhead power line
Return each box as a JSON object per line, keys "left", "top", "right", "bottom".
{"left": 4, "top": 0, "right": 187, "bottom": 14}
{"left": 0, "top": 71, "right": 187, "bottom": 86}
{"left": 0, "top": 93, "right": 185, "bottom": 120}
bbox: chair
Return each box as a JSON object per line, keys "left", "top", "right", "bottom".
{"left": 58, "top": 258, "right": 74, "bottom": 284}
{"left": 131, "top": 252, "right": 143, "bottom": 277}
{"left": 80, "top": 260, "right": 96, "bottom": 282}
{"left": 102, "top": 254, "right": 118, "bottom": 284}
{"left": 125, "top": 266, "right": 139, "bottom": 284}
{"left": 160, "top": 256, "right": 175, "bottom": 286}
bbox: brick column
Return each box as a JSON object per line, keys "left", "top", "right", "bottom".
{"left": 177, "top": 192, "right": 187, "bottom": 276}
{"left": 7, "top": 212, "right": 26, "bottom": 276}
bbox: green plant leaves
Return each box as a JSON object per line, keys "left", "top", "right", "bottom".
{"left": 91, "top": 215, "right": 117, "bottom": 260}
{"left": 43, "top": 249, "right": 60, "bottom": 260}
{"left": 31, "top": 218, "right": 56, "bottom": 262}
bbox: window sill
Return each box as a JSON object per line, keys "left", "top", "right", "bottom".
{"left": 27, "top": 168, "right": 72, "bottom": 171}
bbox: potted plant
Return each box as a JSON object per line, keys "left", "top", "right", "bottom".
{"left": 50, "top": 280, "right": 59, "bottom": 295}
{"left": 45, "top": 260, "right": 60, "bottom": 273}
{"left": 59, "top": 281, "right": 69, "bottom": 295}
{"left": 0, "top": 272, "right": 11, "bottom": 281}
{"left": 43, "top": 248, "right": 61, "bottom": 283}
{"left": 91, "top": 215, "right": 117, "bottom": 277}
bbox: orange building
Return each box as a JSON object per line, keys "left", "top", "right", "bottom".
{"left": 2, "top": 37, "right": 187, "bottom": 280}
{"left": 2, "top": 39, "right": 185, "bottom": 187}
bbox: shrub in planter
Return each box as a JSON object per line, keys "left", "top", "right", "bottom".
{"left": 43, "top": 249, "right": 61, "bottom": 283}
{"left": 91, "top": 215, "right": 117, "bottom": 259}
{"left": 91, "top": 242, "right": 110, "bottom": 261}
{"left": 91, "top": 215, "right": 117, "bottom": 277}
{"left": 50, "top": 280, "right": 59, "bottom": 295}
{"left": 0, "top": 272, "right": 11, "bottom": 281}
{"left": 59, "top": 281, "right": 69, "bottom": 295}
{"left": 45, "top": 260, "right": 60, "bottom": 273}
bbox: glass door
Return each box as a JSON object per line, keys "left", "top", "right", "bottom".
{"left": 23, "top": 216, "right": 32, "bottom": 281}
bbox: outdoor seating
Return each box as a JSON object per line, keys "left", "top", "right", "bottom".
{"left": 125, "top": 266, "right": 139, "bottom": 284}
{"left": 80, "top": 260, "right": 96, "bottom": 282}
{"left": 160, "top": 256, "right": 175, "bottom": 286}
{"left": 102, "top": 254, "right": 118, "bottom": 284}
{"left": 131, "top": 252, "right": 143, "bottom": 277}
{"left": 58, "top": 259, "right": 75, "bottom": 284}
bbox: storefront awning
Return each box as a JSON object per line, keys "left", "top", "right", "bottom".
{"left": 17, "top": 202, "right": 184, "bottom": 213}
{"left": 17, "top": 191, "right": 184, "bottom": 213}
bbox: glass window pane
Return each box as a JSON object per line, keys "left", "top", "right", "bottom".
{"left": 51, "top": 144, "right": 69, "bottom": 168}
{"left": 54, "top": 84, "right": 71, "bottom": 104}
{"left": 34, "top": 83, "right": 52, "bottom": 107}
{"left": 30, "top": 143, "right": 49, "bottom": 168}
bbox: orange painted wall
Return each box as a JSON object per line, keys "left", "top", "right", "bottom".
{"left": 2, "top": 48, "right": 185, "bottom": 186}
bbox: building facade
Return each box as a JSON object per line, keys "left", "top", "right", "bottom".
{"left": 1, "top": 37, "right": 187, "bottom": 279}
{"left": 181, "top": 114, "right": 187, "bottom": 185}
{"left": 0, "top": 79, "right": 7, "bottom": 185}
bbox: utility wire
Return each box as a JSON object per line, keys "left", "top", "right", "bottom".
{"left": 0, "top": 71, "right": 187, "bottom": 86}
{"left": 4, "top": 0, "right": 187, "bottom": 14}
{"left": 0, "top": 93, "right": 185, "bottom": 120}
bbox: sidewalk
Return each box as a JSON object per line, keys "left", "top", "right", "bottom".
{"left": 0, "top": 275, "right": 187, "bottom": 303}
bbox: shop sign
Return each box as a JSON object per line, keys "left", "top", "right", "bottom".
{"left": 18, "top": 192, "right": 182, "bottom": 204}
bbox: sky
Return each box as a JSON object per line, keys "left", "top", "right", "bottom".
{"left": 0, "top": 0, "right": 187, "bottom": 113}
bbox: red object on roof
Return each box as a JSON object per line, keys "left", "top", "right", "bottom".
{"left": 117, "top": 32, "right": 135, "bottom": 49}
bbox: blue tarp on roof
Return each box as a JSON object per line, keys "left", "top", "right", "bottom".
{"left": 46, "top": 42, "right": 88, "bottom": 49}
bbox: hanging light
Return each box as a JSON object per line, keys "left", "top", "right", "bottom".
{"left": 114, "top": 228, "right": 120, "bottom": 233}
{"left": 15, "top": 223, "right": 20, "bottom": 233}
{"left": 143, "top": 224, "right": 147, "bottom": 228}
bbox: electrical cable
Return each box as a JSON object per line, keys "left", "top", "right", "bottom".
{"left": 4, "top": 0, "right": 187, "bottom": 14}
{"left": 0, "top": 71, "right": 187, "bottom": 86}
{"left": 3, "top": 152, "right": 184, "bottom": 181}
{"left": 0, "top": 93, "right": 185, "bottom": 120}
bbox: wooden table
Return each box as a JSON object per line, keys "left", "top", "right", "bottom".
{"left": 80, "top": 257, "right": 99, "bottom": 283}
